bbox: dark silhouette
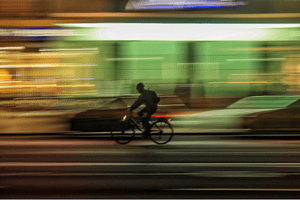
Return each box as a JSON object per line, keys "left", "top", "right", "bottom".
{"left": 129, "top": 83, "right": 160, "bottom": 137}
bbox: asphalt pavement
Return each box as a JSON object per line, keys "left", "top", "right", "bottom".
{"left": 1, "top": 135, "right": 300, "bottom": 198}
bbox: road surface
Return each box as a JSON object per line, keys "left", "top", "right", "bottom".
{"left": 1, "top": 133, "right": 300, "bottom": 198}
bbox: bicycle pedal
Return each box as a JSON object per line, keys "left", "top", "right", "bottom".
{"left": 142, "top": 134, "right": 149, "bottom": 139}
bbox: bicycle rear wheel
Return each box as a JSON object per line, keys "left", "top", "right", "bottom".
{"left": 111, "top": 121, "right": 135, "bottom": 144}
{"left": 150, "top": 121, "right": 174, "bottom": 144}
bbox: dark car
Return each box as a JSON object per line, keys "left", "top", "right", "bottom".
{"left": 70, "top": 95, "right": 187, "bottom": 132}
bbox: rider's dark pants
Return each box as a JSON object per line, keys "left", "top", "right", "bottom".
{"left": 138, "top": 106, "right": 157, "bottom": 131}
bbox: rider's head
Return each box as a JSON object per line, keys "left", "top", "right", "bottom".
{"left": 136, "top": 82, "right": 145, "bottom": 93}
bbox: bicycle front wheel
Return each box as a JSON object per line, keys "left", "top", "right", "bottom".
{"left": 150, "top": 121, "right": 174, "bottom": 144}
{"left": 111, "top": 121, "right": 135, "bottom": 144}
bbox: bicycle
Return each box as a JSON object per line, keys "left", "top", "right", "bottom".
{"left": 111, "top": 111, "right": 174, "bottom": 145}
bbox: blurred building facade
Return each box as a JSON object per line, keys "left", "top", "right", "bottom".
{"left": 0, "top": 0, "right": 299, "bottom": 109}
{"left": 54, "top": 24, "right": 300, "bottom": 100}
{"left": 1, "top": 0, "right": 300, "bottom": 17}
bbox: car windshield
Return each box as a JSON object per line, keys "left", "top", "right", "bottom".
{"left": 227, "top": 96, "right": 300, "bottom": 109}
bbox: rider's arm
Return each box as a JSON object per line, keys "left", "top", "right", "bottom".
{"left": 130, "top": 95, "right": 143, "bottom": 111}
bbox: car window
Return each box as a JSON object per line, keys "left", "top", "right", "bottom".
{"left": 227, "top": 96, "right": 300, "bottom": 109}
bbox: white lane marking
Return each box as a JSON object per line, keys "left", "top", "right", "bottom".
{"left": 0, "top": 141, "right": 115, "bottom": 146}
{"left": 1, "top": 150, "right": 300, "bottom": 155}
{"left": 2, "top": 140, "right": 300, "bottom": 147}
{"left": 0, "top": 150, "right": 133, "bottom": 155}
{"left": 154, "top": 151, "right": 300, "bottom": 155}
{"left": 0, "top": 172, "right": 184, "bottom": 176}
{"left": 168, "top": 141, "right": 300, "bottom": 146}
{"left": 164, "top": 188, "right": 300, "bottom": 191}
{"left": 1, "top": 162, "right": 300, "bottom": 167}
{"left": 1, "top": 171, "right": 297, "bottom": 178}
{"left": 185, "top": 171, "right": 289, "bottom": 177}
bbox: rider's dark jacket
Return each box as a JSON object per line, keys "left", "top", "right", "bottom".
{"left": 130, "top": 90, "right": 159, "bottom": 111}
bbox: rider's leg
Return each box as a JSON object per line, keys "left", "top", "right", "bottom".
{"left": 143, "top": 108, "right": 157, "bottom": 133}
{"left": 141, "top": 117, "right": 150, "bottom": 133}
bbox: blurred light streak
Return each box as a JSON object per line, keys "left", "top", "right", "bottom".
{"left": 142, "top": 5, "right": 225, "bottom": 9}
{"left": 0, "top": 171, "right": 294, "bottom": 178}
{"left": 40, "top": 53, "right": 96, "bottom": 56}
{"left": 0, "top": 28, "right": 72, "bottom": 38}
{"left": 58, "top": 23, "right": 300, "bottom": 29}
{"left": 125, "top": 0, "right": 246, "bottom": 10}
{"left": 0, "top": 74, "right": 20, "bottom": 76}
{"left": 15, "top": 78, "right": 94, "bottom": 81}
{"left": 0, "top": 52, "right": 97, "bottom": 58}
{"left": 244, "top": 140, "right": 300, "bottom": 144}
{"left": 0, "top": 84, "right": 95, "bottom": 89}
{"left": 39, "top": 48, "right": 99, "bottom": 52}
{"left": 165, "top": 188, "right": 300, "bottom": 191}
{"left": 0, "top": 84, "right": 56, "bottom": 88}
{"left": 0, "top": 81, "right": 22, "bottom": 83}
{"left": 232, "top": 73, "right": 282, "bottom": 76}
{"left": 55, "top": 84, "right": 95, "bottom": 88}
{"left": 51, "top": 13, "right": 300, "bottom": 19}
{"left": 0, "top": 47, "right": 24, "bottom": 50}
{"left": 0, "top": 64, "right": 96, "bottom": 68}
{"left": 175, "top": 128, "right": 250, "bottom": 132}
{"left": 53, "top": 23, "right": 300, "bottom": 41}
{"left": 153, "top": 114, "right": 213, "bottom": 117}
{"left": 209, "top": 81, "right": 268, "bottom": 84}
{"left": 122, "top": 104, "right": 187, "bottom": 108}
{"left": 177, "top": 62, "right": 219, "bottom": 65}
{"left": 158, "top": 104, "right": 186, "bottom": 107}
{"left": 2, "top": 162, "right": 300, "bottom": 167}
{"left": 106, "top": 57, "right": 164, "bottom": 61}
{"left": 1, "top": 171, "right": 289, "bottom": 177}
{"left": 223, "top": 47, "right": 300, "bottom": 51}
{"left": 227, "top": 58, "right": 286, "bottom": 62}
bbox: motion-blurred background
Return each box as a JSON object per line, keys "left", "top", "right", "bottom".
{"left": 0, "top": 0, "right": 299, "bottom": 133}
{"left": 2, "top": 1, "right": 300, "bottom": 198}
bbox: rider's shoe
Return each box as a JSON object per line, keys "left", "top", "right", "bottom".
{"left": 142, "top": 130, "right": 150, "bottom": 139}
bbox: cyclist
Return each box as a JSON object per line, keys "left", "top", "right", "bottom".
{"left": 129, "top": 83, "right": 160, "bottom": 138}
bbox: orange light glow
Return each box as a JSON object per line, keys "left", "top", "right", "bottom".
{"left": 152, "top": 114, "right": 213, "bottom": 117}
